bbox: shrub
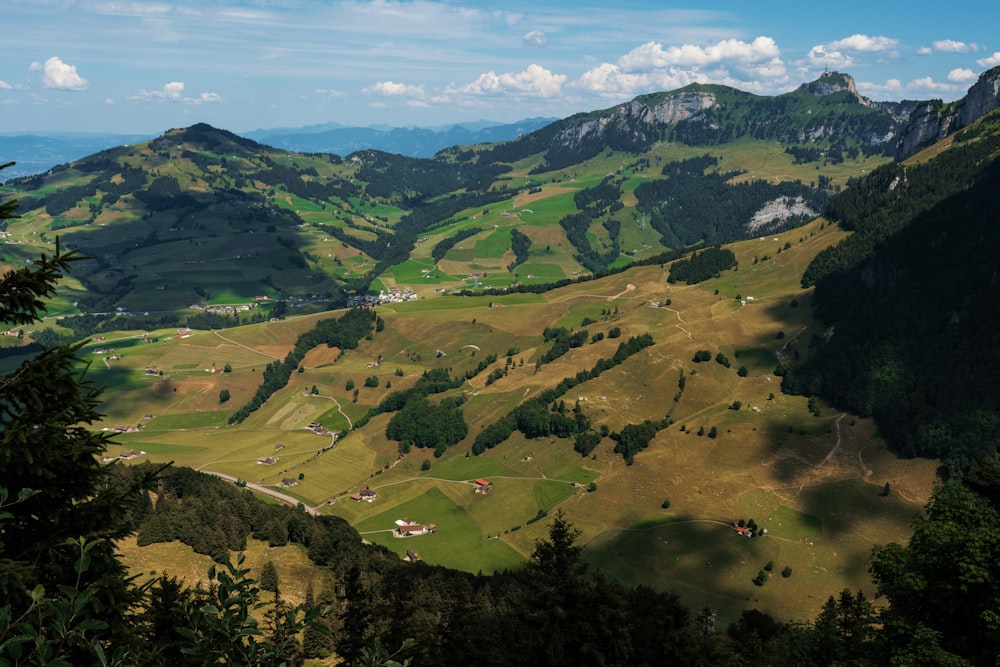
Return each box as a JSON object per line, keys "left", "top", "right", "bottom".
{"left": 781, "top": 566, "right": 793, "bottom": 578}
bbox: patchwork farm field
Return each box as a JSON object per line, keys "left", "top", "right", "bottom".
{"left": 95, "top": 218, "right": 936, "bottom": 625}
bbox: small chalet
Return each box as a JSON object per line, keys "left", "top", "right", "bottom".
{"left": 473, "top": 478, "right": 493, "bottom": 494}
{"left": 325, "top": 497, "right": 337, "bottom": 505}
{"left": 394, "top": 522, "right": 437, "bottom": 537}
{"left": 257, "top": 456, "right": 277, "bottom": 465}
{"left": 280, "top": 478, "right": 299, "bottom": 488}
{"left": 351, "top": 488, "right": 376, "bottom": 502}
{"left": 404, "top": 549, "right": 420, "bottom": 562}
{"left": 119, "top": 449, "right": 144, "bottom": 460}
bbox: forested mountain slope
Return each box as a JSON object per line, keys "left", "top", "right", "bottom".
{"left": 785, "top": 109, "right": 1000, "bottom": 470}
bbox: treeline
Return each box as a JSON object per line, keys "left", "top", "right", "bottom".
{"left": 228, "top": 308, "right": 376, "bottom": 424}
{"left": 667, "top": 246, "right": 737, "bottom": 284}
{"left": 472, "top": 334, "right": 654, "bottom": 454}
{"left": 538, "top": 326, "right": 590, "bottom": 365}
{"left": 377, "top": 367, "right": 464, "bottom": 412}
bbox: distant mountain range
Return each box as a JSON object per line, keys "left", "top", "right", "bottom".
{"left": 0, "top": 118, "right": 557, "bottom": 179}
{"left": 243, "top": 117, "right": 557, "bottom": 157}
{"left": 0, "top": 133, "right": 156, "bottom": 179}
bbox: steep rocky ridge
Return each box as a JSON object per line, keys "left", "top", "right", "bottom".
{"left": 895, "top": 65, "right": 1000, "bottom": 159}
{"left": 481, "top": 72, "right": 909, "bottom": 173}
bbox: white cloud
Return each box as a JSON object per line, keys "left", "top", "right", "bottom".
{"left": 576, "top": 63, "right": 649, "bottom": 98}
{"left": 933, "top": 40, "right": 977, "bottom": 53}
{"left": 194, "top": 92, "right": 222, "bottom": 103}
{"left": 362, "top": 81, "right": 426, "bottom": 98}
{"left": 452, "top": 64, "right": 566, "bottom": 98}
{"left": 917, "top": 46, "right": 933, "bottom": 56}
{"left": 618, "top": 36, "right": 781, "bottom": 71}
{"left": 857, "top": 75, "right": 964, "bottom": 100}
{"left": 947, "top": 68, "right": 976, "bottom": 82}
{"left": 909, "top": 76, "right": 961, "bottom": 93}
{"left": 827, "top": 34, "right": 898, "bottom": 52}
{"left": 104, "top": 97, "right": 114, "bottom": 105}
{"left": 0, "top": 80, "right": 12, "bottom": 90}
{"left": 575, "top": 36, "right": 786, "bottom": 100}
{"left": 162, "top": 82, "right": 185, "bottom": 99}
{"left": 977, "top": 52, "right": 1000, "bottom": 68}
{"left": 29, "top": 57, "right": 89, "bottom": 91}
{"left": 523, "top": 30, "right": 546, "bottom": 47}
{"left": 128, "top": 82, "right": 220, "bottom": 104}
{"left": 807, "top": 34, "right": 899, "bottom": 69}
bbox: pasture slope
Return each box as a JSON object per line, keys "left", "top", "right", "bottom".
{"left": 104, "top": 216, "right": 937, "bottom": 626}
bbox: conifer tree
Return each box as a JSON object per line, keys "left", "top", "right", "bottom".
{"left": 0, "top": 165, "right": 151, "bottom": 659}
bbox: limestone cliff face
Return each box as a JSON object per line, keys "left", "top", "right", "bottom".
{"left": 555, "top": 91, "right": 717, "bottom": 149}
{"left": 958, "top": 66, "right": 1000, "bottom": 125}
{"left": 895, "top": 66, "right": 1000, "bottom": 160}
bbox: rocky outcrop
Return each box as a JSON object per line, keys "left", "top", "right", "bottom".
{"left": 958, "top": 65, "right": 1000, "bottom": 125}
{"left": 747, "top": 196, "right": 818, "bottom": 233}
{"left": 799, "top": 71, "right": 873, "bottom": 107}
{"left": 895, "top": 66, "right": 1000, "bottom": 160}
{"left": 555, "top": 91, "right": 717, "bottom": 148}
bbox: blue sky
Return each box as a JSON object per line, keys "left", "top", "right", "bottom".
{"left": 3, "top": 0, "right": 999, "bottom": 134}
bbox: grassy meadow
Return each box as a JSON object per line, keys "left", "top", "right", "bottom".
{"left": 99, "top": 215, "right": 937, "bottom": 626}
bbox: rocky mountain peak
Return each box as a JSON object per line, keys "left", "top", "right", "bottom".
{"left": 801, "top": 71, "right": 859, "bottom": 96}
{"left": 895, "top": 65, "right": 1000, "bottom": 160}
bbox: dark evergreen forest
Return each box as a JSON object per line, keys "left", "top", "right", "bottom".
{"left": 785, "top": 114, "right": 1000, "bottom": 471}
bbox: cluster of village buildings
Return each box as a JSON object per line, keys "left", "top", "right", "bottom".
{"left": 347, "top": 287, "right": 418, "bottom": 307}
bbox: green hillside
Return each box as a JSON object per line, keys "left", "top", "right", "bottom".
{"left": 4, "top": 215, "right": 930, "bottom": 628}
{"left": 1, "top": 73, "right": 900, "bottom": 324}
{"left": 6, "top": 72, "right": 1000, "bottom": 666}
